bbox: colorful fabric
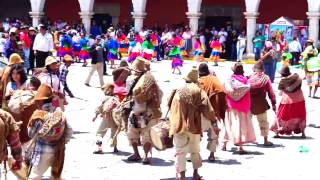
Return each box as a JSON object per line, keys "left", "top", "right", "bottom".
{"left": 169, "top": 46, "right": 181, "bottom": 56}
{"left": 224, "top": 75, "right": 251, "bottom": 113}
{"left": 171, "top": 55, "right": 183, "bottom": 69}
{"left": 306, "top": 57, "right": 320, "bottom": 72}
{"left": 128, "top": 52, "right": 140, "bottom": 63}
{"left": 271, "top": 100, "right": 306, "bottom": 135}
{"left": 79, "top": 50, "right": 90, "bottom": 60}
{"left": 107, "top": 51, "right": 118, "bottom": 61}
{"left": 306, "top": 71, "right": 320, "bottom": 86}
{"left": 248, "top": 72, "right": 270, "bottom": 89}
{"left": 59, "top": 65, "right": 69, "bottom": 85}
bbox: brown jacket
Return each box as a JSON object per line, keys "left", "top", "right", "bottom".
{"left": 169, "top": 83, "right": 214, "bottom": 136}
{"left": 198, "top": 75, "right": 227, "bottom": 120}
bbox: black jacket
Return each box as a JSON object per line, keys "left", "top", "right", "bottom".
{"left": 89, "top": 44, "right": 107, "bottom": 64}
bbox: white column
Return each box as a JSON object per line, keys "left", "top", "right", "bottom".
{"left": 79, "top": 12, "right": 94, "bottom": 34}
{"left": 29, "top": 12, "right": 44, "bottom": 27}
{"left": 131, "top": 0, "right": 147, "bottom": 32}
{"left": 186, "top": 12, "right": 201, "bottom": 34}
{"left": 29, "top": 0, "right": 46, "bottom": 27}
{"left": 78, "top": 0, "right": 95, "bottom": 34}
{"left": 131, "top": 12, "right": 146, "bottom": 32}
{"left": 307, "top": 12, "right": 320, "bottom": 46}
{"left": 244, "top": 12, "right": 259, "bottom": 57}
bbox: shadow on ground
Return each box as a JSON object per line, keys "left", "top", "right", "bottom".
{"left": 203, "top": 158, "right": 241, "bottom": 165}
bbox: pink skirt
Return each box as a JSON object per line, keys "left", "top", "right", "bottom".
{"left": 223, "top": 109, "right": 256, "bottom": 145}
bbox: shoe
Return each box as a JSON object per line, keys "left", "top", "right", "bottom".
{"left": 85, "top": 83, "right": 90, "bottom": 87}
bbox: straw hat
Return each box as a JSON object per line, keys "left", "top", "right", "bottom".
{"left": 144, "top": 60, "right": 151, "bottom": 71}
{"left": 184, "top": 66, "right": 198, "bottom": 83}
{"left": 63, "top": 54, "right": 74, "bottom": 63}
{"left": 131, "top": 57, "right": 146, "bottom": 72}
{"left": 279, "top": 66, "right": 291, "bottom": 77}
{"left": 34, "top": 84, "right": 53, "bottom": 100}
{"left": 45, "top": 56, "right": 59, "bottom": 67}
{"left": 101, "top": 83, "right": 115, "bottom": 96}
{"left": 8, "top": 53, "right": 24, "bottom": 65}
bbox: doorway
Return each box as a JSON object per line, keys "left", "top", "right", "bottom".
{"left": 205, "top": 16, "right": 232, "bottom": 29}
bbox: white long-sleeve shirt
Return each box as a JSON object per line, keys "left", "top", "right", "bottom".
{"left": 33, "top": 33, "right": 54, "bottom": 52}
{"left": 288, "top": 40, "right": 302, "bottom": 53}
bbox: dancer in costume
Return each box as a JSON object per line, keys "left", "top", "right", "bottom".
{"left": 72, "top": 33, "right": 81, "bottom": 62}
{"left": 210, "top": 37, "right": 222, "bottom": 66}
{"left": 57, "top": 31, "right": 73, "bottom": 60}
{"left": 151, "top": 31, "right": 161, "bottom": 61}
{"left": 128, "top": 34, "right": 142, "bottom": 63}
{"left": 79, "top": 33, "right": 90, "bottom": 67}
{"left": 116, "top": 30, "right": 129, "bottom": 55}
{"left": 107, "top": 35, "right": 119, "bottom": 69}
{"left": 304, "top": 48, "right": 320, "bottom": 98}
{"left": 193, "top": 36, "right": 205, "bottom": 61}
{"left": 141, "top": 34, "right": 155, "bottom": 61}
{"left": 168, "top": 34, "right": 183, "bottom": 74}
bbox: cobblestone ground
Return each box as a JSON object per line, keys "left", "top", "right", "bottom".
{"left": 3, "top": 60, "right": 320, "bottom": 180}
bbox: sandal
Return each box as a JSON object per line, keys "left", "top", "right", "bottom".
{"left": 142, "top": 158, "right": 150, "bottom": 165}
{"left": 193, "top": 173, "right": 203, "bottom": 180}
{"left": 208, "top": 156, "right": 215, "bottom": 162}
{"left": 93, "top": 150, "right": 104, "bottom": 154}
{"left": 127, "top": 154, "right": 141, "bottom": 162}
{"left": 263, "top": 141, "right": 274, "bottom": 147}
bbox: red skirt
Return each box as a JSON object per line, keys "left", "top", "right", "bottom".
{"left": 271, "top": 101, "right": 306, "bottom": 135}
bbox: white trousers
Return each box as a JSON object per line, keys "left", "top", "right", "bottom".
{"left": 85, "top": 62, "right": 104, "bottom": 87}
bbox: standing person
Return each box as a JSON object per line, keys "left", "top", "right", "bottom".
{"left": 5, "top": 64, "right": 28, "bottom": 99}
{"left": 248, "top": 61, "right": 276, "bottom": 146}
{"left": 0, "top": 53, "right": 24, "bottom": 108}
{"left": 198, "top": 63, "right": 227, "bottom": 161}
{"left": 92, "top": 83, "right": 120, "bottom": 154}
{"left": 237, "top": 30, "right": 246, "bottom": 62}
{"left": 85, "top": 35, "right": 105, "bottom": 87}
{"left": 218, "top": 28, "right": 227, "bottom": 59}
{"left": 0, "top": 33, "right": 6, "bottom": 57}
{"left": 0, "top": 109, "right": 23, "bottom": 173}
{"left": 79, "top": 33, "right": 90, "bottom": 66}
{"left": 288, "top": 37, "right": 302, "bottom": 65}
{"left": 169, "top": 34, "right": 183, "bottom": 75}
{"left": 182, "top": 27, "right": 194, "bottom": 57}
{"left": 222, "top": 63, "right": 256, "bottom": 154}
{"left": 4, "top": 32, "right": 18, "bottom": 59}
{"left": 203, "top": 28, "right": 213, "bottom": 58}
{"left": 230, "top": 30, "right": 238, "bottom": 60}
{"left": 28, "top": 84, "right": 73, "bottom": 180}
{"left": 28, "top": 27, "right": 37, "bottom": 72}
{"left": 210, "top": 37, "right": 223, "bottom": 66}
{"left": 106, "top": 34, "right": 119, "bottom": 69}
{"left": 271, "top": 66, "right": 306, "bottom": 138}
{"left": 253, "top": 31, "right": 265, "bottom": 60}
{"left": 260, "top": 43, "right": 276, "bottom": 83}
{"left": 19, "top": 25, "right": 31, "bottom": 73}
{"left": 169, "top": 67, "right": 214, "bottom": 180}
{"left": 112, "top": 60, "right": 130, "bottom": 102}
{"left": 126, "top": 57, "right": 162, "bottom": 165}
{"left": 57, "top": 31, "right": 73, "bottom": 60}
{"left": 37, "top": 56, "right": 67, "bottom": 111}
{"left": 304, "top": 49, "right": 320, "bottom": 98}
{"left": 193, "top": 36, "right": 205, "bottom": 61}
{"left": 33, "top": 24, "right": 54, "bottom": 68}
{"left": 59, "top": 55, "right": 74, "bottom": 98}
{"left": 141, "top": 34, "right": 155, "bottom": 61}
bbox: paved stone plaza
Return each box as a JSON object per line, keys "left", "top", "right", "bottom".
{"left": 3, "top": 60, "right": 320, "bottom": 180}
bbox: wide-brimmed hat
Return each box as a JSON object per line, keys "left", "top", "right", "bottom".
{"left": 184, "top": 66, "right": 198, "bottom": 83}
{"left": 101, "top": 83, "right": 115, "bottom": 95}
{"left": 279, "top": 66, "right": 291, "bottom": 77}
{"left": 253, "top": 61, "right": 264, "bottom": 71}
{"left": 307, "top": 39, "right": 314, "bottom": 44}
{"left": 29, "top": 27, "right": 36, "bottom": 31}
{"left": 119, "top": 60, "right": 129, "bottom": 67}
{"left": 8, "top": 53, "right": 24, "bottom": 65}
{"left": 45, "top": 56, "right": 59, "bottom": 67}
{"left": 34, "top": 84, "right": 53, "bottom": 100}
{"left": 63, "top": 54, "right": 74, "bottom": 63}
{"left": 232, "top": 62, "right": 244, "bottom": 75}
{"left": 198, "top": 63, "right": 210, "bottom": 77}
{"left": 144, "top": 60, "right": 151, "bottom": 71}
{"left": 131, "top": 57, "right": 146, "bottom": 72}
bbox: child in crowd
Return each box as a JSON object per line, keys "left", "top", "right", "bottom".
{"left": 210, "top": 37, "right": 223, "bottom": 66}
{"left": 60, "top": 54, "right": 74, "bottom": 98}
{"left": 92, "top": 83, "right": 120, "bottom": 154}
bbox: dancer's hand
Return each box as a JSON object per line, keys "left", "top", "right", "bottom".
{"left": 11, "top": 160, "right": 22, "bottom": 170}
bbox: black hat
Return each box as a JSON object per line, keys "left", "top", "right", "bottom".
{"left": 198, "top": 63, "right": 210, "bottom": 77}
{"left": 232, "top": 62, "right": 244, "bottom": 75}
{"left": 279, "top": 66, "right": 291, "bottom": 77}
